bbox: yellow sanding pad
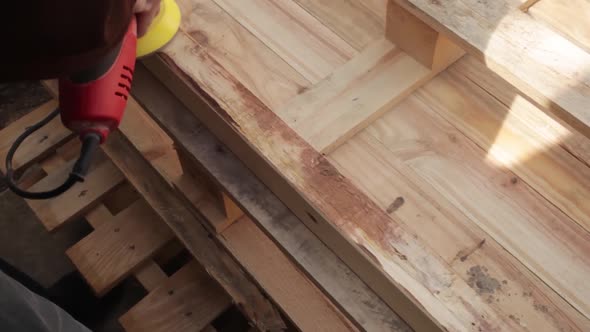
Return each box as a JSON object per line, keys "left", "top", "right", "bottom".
{"left": 137, "top": 0, "right": 181, "bottom": 57}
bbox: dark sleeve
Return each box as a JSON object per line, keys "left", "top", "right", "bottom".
{"left": 0, "top": 0, "right": 135, "bottom": 81}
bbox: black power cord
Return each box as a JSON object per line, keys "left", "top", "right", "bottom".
{"left": 4, "top": 108, "right": 101, "bottom": 200}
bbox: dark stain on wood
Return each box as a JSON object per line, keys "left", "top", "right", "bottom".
{"left": 386, "top": 197, "right": 405, "bottom": 214}
{"left": 297, "top": 86, "right": 309, "bottom": 94}
{"left": 306, "top": 211, "right": 318, "bottom": 224}
{"left": 189, "top": 30, "right": 209, "bottom": 46}
{"left": 534, "top": 303, "right": 549, "bottom": 313}
{"left": 508, "top": 314, "right": 521, "bottom": 324}
{"left": 462, "top": 238, "right": 485, "bottom": 262}
{"left": 393, "top": 247, "right": 408, "bottom": 261}
{"left": 467, "top": 265, "right": 501, "bottom": 294}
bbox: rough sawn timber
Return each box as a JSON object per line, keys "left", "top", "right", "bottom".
{"left": 131, "top": 63, "right": 411, "bottom": 332}
{"left": 145, "top": 31, "right": 512, "bottom": 331}
{"left": 390, "top": 0, "right": 590, "bottom": 139}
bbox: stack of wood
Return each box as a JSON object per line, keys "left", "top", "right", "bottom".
{"left": 0, "top": 75, "right": 409, "bottom": 331}
{"left": 2, "top": 0, "right": 590, "bottom": 331}
{"left": 137, "top": 0, "right": 590, "bottom": 331}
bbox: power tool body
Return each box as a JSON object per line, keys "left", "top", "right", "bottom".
{"left": 5, "top": 0, "right": 181, "bottom": 199}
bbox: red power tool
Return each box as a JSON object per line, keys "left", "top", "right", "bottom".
{"left": 5, "top": 19, "right": 138, "bottom": 199}
{"left": 59, "top": 18, "right": 137, "bottom": 144}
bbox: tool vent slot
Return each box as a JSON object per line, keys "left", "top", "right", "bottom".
{"left": 115, "top": 91, "right": 128, "bottom": 100}
{"left": 120, "top": 74, "right": 133, "bottom": 84}
{"left": 118, "top": 83, "right": 131, "bottom": 92}
{"left": 122, "top": 65, "right": 134, "bottom": 75}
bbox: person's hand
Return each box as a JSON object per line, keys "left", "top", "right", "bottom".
{"left": 134, "top": 0, "right": 162, "bottom": 37}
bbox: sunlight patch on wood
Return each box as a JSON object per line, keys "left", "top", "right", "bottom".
{"left": 485, "top": 95, "right": 570, "bottom": 167}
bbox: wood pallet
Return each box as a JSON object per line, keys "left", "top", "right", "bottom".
{"left": 0, "top": 80, "right": 409, "bottom": 331}
{"left": 0, "top": 100, "right": 260, "bottom": 331}
{"left": 137, "top": 0, "right": 590, "bottom": 331}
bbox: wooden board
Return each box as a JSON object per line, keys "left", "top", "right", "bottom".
{"left": 120, "top": 261, "right": 231, "bottom": 332}
{"left": 132, "top": 64, "right": 412, "bottom": 332}
{"left": 529, "top": 0, "right": 590, "bottom": 52}
{"left": 276, "top": 38, "right": 431, "bottom": 153}
{"left": 390, "top": 0, "right": 590, "bottom": 138}
{"left": 0, "top": 100, "right": 72, "bottom": 173}
{"left": 292, "top": 0, "right": 383, "bottom": 50}
{"left": 221, "top": 217, "right": 356, "bottom": 332}
{"left": 210, "top": 0, "right": 357, "bottom": 83}
{"left": 27, "top": 156, "right": 125, "bottom": 231}
{"left": 102, "top": 131, "right": 286, "bottom": 331}
{"left": 139, "top": 0, "right": 590, "bottom": 330}
{"left": 422, "top": 64, "right": 590, "bottom": 234}
{"left": 67, "top": 199, "right": 174, "bottom": 296}
{"left": 146, "top": 25, "right": 463, "bottom": 332}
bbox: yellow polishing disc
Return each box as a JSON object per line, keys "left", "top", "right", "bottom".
{"left": 137, "top": 0, "right": 181, "bottom": 57}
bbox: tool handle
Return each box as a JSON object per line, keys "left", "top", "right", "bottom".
{"left": 58, "top": 17, "right": 138, "bottom": 143}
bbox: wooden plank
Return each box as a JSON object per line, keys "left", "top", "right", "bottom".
{"left": 102, "top": 131, "right": 286, "bottom": 331}
{"left": 0, "top": 100, "right": 72, "bottom": 173}
{"left": 390, "top": 0, "right": 590, "bottom": 139}
{"left": 529, "top": 0, "right": 590, "bottom": 52}
{"left": 85, "top": 201, "right": 223, "bottom": 330}
{"left": 84, "top": 204, "right": 172, "bottom": 293}
{"left": 27, "top": 157, "right": 124, "bottom": 231}
{"left": 211, "top": 0, "right": 356, "bottom": 83}
{"left": 120, "top": 261, "right": 231, "bottom": 332}
{"left": 133, "top": 62, "right": 413, "bottom": 332}
{"left": 450, "top": 56, "right": 590, "bottom": 167}
{"left": 519, "top": 0, "right": 541, "bottom": 11}
{"left": 276, "top": 38, "right": 431, "bottom": 153}
{"left": 118, "top": 104, "right": 359, "bottom": 331}
{"left": 219, "top": 193, "right": 243, "bottom": 223}
{"left": 421, "top": 65, "right": 590, "bottom": 234}
{"left": 361, "top": 92, "right": 590, "bottom": 320}
{"left": 292, "top": 0, "right": 384, "bottom": 50}
{"left": 134, "top": 261, "right": 168, "bottom": 292}
{"left": 330, "top": 135, "right": 590, "bottom": 331}
{"left": 146, "top": 32, "right": 472, "bottom": 331}
{"left": 84, "top": 204, "right": 112, "bottom": 228}
{"left": 176, "top": 0, "right": 310, "bottom": 111}
{"left": 221, "top": 216, "right": 357, "bottom": 332}
{"left": 385, "top": 1, "right": 464, "bottom": 71}
{"left": 176, "top": 148, "right": 243, "bottom": 226}
{"left": 131, "top": 261, "right": 224, "bottom": 332}
{"left": 67, "top": 199, "right": 174, "bottom": 296}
